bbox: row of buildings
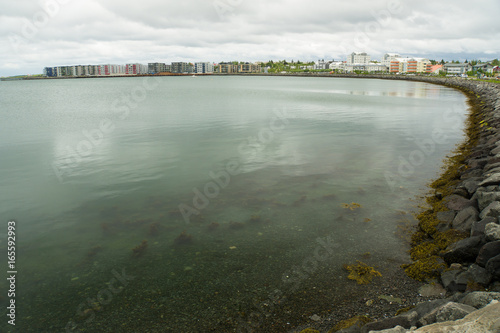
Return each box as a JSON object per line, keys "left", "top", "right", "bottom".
{"left": 43, "top": 61, "right": 262, "bottom": 77}
{"left": 312, "top": 52, "right": 499, "bottom": 75}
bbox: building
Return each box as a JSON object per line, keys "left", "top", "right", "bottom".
{"left": 429, "top": 64, "right": 443, "bottom": 75}
{"left": 473, "top": 63, "right": 495, "bottom": 74}
{"left": 444, "top": 63, "right": 472, "bottom": 75}
{"left": 313, "top": 59, "right": 331, "bottom": 70}
{"left": 237, "top": 63, "right": 261, "bottom": 73}
{"left": 344, "top": 63, "right": 388, "bottom": 73}
{"left": 382, "top": 53, "right": 401, "bottom": 67}
{"left": 125, "top": 64, "right": 148, "bottom": 75}
{"left": 171, "top": 62, "right": 194, "bottom": 73}
{"left": 346, "top": 52, "right": 370, "bottom": 65}
{"left": 329, "top": 62, "right": 345, "bottom": 71}
{"left": 216, "top": 62, "right": 238, "bottom": 74}
{"left": 194, "top": 62, "right": 214, "bottom": 74}
{"left": 148, "top": 63, "right": 171, "bottom": 74}
{"left": 390, "top": 57, "right": 431, "bottom": 74}
{"left": 43, "top": 67, "right": 57, "bottom": 77}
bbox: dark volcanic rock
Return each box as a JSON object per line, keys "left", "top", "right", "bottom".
{"left": 486, "top": 254, "right": 500, "bottom": 279}
{"left": 452, "top": 206, "right": 479, "bottom": 233}
{"left": 437, "top": 210, "right": 457, "bottom": 224}
{"left": 467, "top": 263, "right": 493, "bottom": 285}
{"left": 442, "top": 236, "right": 483, "bottom": 265}
{"left": 476, "top": 241, "right": 500, "bottom": 267}
{"left": 471, "top": 217, "right": 496, "bottom": 237}
{"left": 479, "top": 201, "right": 500, "bottom": 220}
{"left": 360, "top": 312, "right": 417, "bottom": 333}
{"left": 443, "top": 195, "right": 475, "bottom": 211}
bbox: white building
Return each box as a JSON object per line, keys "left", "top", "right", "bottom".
{"left": 346, "top": 52, "right": 370, "bottom": 65}
{"left": 313, "top": 59, "right": 330, "bottom": 70}
{"left": 194, "top": 62, "right": 214, "bottom": 74}
{"left": 329, "top": 61, "right": 345, "bottom": 71}
{"left": 382, "top": 53, "right": 401, "bottom": 67}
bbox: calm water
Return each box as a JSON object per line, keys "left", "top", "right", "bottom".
{"left": 0, "top": 76, "right": 467, "bottom": 332}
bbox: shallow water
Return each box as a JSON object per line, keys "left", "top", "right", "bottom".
{"left": 0, "top": 76, "right": 468, "bottom": 331}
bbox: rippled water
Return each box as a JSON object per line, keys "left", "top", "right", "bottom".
{"left": 0, "top": 76, "right": 468, "bottom": 332}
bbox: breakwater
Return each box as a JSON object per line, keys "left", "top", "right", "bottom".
{"left": 291, "top": 76, "right": 500, "bottom": 332}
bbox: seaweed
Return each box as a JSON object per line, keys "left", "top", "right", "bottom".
{"left": 343, "top": 261, "right": 382, "bottom": 285}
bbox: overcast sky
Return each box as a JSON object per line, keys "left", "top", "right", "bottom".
{"left": 1, "top": 0, "right": 499, "bottom": 76}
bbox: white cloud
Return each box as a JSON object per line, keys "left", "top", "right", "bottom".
{"left": 0, "top": 0, "right": 499, "bottom": 76}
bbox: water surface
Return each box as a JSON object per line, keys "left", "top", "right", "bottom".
{"left": 0, "top": 76, "right": 468, "bottom": 332}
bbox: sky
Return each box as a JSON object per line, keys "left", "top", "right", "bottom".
{"left": 1, "top": 0, "right": 499, "bottom": 76}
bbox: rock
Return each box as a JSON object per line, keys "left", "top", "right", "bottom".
{"left": 436, "top": 211, "right": 456, "bottom": 224}
{"left": 361, "top": 312, "right": 418, "bottom": 333}
{"left": 463, "top": 179, "right": 481, "bottom": 195}
{"left": 419, "top": 283, "right": 446, "bottom": 297}
{"left": 443, "top": 195, "right": 474, "bottom": 211}
{"left": 476, "top": 190, "right": 500, "bottom": 211}
{"left": 453, "top": 188, "right": 469, "bottom": 198}
{"left": 442, "top": 236, "right": 483, "bottom": 265}
{"left": 413, "top": 300, "right": 500, "bottom": 332}
{"left": 485, "top": 223, "right": 500, "bottom": 241}
{"left": 309, "top": 314, "right": 321, "bottom": 322}
{"left": 419, "top": 302, "right": 476, "bottom": 326}
{"left": 486, "top": 254, "right": 500, "bottom": 279}
{"left": 460, "top": 292, "right": 500, "bottom": 308}
{"left": 441, "top": 269, "right": 465, "bottom": 292}
{"left": 467, "top": 264, "right": 493, "bottom": 285}
{"left": 470, "top": 217, "right": 496, "bottom": 237}
{"left": 412, "top": 299, "right": 450, "bottom": 318}
{"left": 479, "top": 173, "right": 500, "bottom": 187}
{"left": 476, "top": 241, "right": 500, "bottom": 267}
{"left": 452, "top": 207, "right": 479, "bottom": 233}
{"left": 368, "top": 326, "right": 407, "bottom": 333}
{"left": 484, "top": 162, "right": 500, "bottom": 172}
{"left": 479, "top": 201, "right": 500, "bottom": 220}
{"left": 468, "top": 157, "right": 488, "bottom": 170}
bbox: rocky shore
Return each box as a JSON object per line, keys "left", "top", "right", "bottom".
{"left": 292, "top": 76, "right": 500, "bottom": 333}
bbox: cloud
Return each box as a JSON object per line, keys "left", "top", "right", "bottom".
{"left": 0, "top": 0, "right": 499, "bottom": 76}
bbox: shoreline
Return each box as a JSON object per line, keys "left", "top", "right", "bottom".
{"left": 285, "top": 77, "right": 500, "bottom": 332}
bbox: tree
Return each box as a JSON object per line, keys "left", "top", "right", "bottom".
{"left": 430, "top": 59, "right": 437, "bottom": 65}
{"left": 492, "top": 59, "right": 500, "bottom": 66}
{"left": 440, "top": 59, "right": 445, "bottom": 65}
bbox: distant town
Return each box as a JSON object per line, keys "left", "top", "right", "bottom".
{"left": 33, "top": 52, "right": 500, "bottom": 79}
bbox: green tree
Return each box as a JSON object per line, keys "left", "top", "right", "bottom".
{"left": 492, "top": 59, "right": 500, "bottom": 66}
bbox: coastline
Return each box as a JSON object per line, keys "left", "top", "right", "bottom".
{"left": 285, "top": 77, "right": 500, "bottom": 332}
{"left": 4, "top": 74, "right": 499, "bottom": 331}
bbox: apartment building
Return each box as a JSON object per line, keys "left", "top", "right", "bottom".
{"left": 237, "top": 63, "right": 261, "bottom": 73}
{"left": 346, "top": 52, "right": 370, "bottom": 65}
{"left": 216, "top": 62, "right": 238, "bottom": 73}
{"left": 171, "top": 62, "right": 194, "bottom": 73}
{"left": 194, "top": 62, "right": 214, "bottom": 74}
{"left": 148, "top": 63, "right": 171, "bottom": 74}
{"left": 382, "top": 53, "right": 401, "bottom": 67}
{"left": 443, "top": 63, "right": 472, "bottom": 75}
{"left": 390, "top": 57, "right": 431, "bottom": 73}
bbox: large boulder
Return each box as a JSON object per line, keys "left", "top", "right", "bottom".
{"left": 467, "top": 264, "right": 493, "bottom": 286}
{"left": 486, "top": 254, "right": 500, "bottom": 279}
{"left": 470, "top": 217, "right": 496, "bottom": 237}
{"left": 460, "top": 292, "right": 500, "bottom": 308}
{"left": 479, "top": 173, "right": 500, "bottom": 187}
{"left": 418, "top": 302, "right": 476, "bottom": 326}
{"left": 443, "top": 195, "right": 475, "bottom": 211}
{"left": 442, "top": 236, "right": 483, "bottom": 265}
{"left": 452, "top": 207, "right": 479, "bottom": 233}
{"left": 479, "top": 201, "right": 500, "bottom": 220}
{"left": 412, "top": 300, "right": 500, "bottom": 333}
{"left": 485, "top": 223, "right": 500, "bottom": 241}
{"left": 476, "top": 241, "right": 500, "bottom": 267}
{"left": 476, "top": 190, "right": 500, "bottom": 211}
